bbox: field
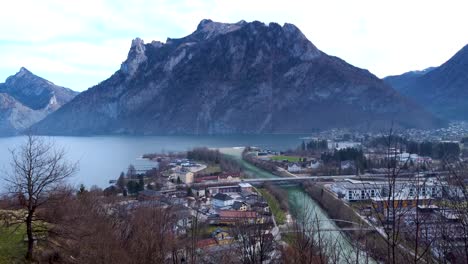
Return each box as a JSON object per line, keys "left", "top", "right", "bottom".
{"left": 198, "top": 164, "right": 222, "bottom": 175}
{"left": 258, "top": 189, "right": 286, "bottom": 225}
{"left": 0, "top": 224, "right": 26, "bottom": 263}
{"left": 270, "top": 155, "right": 301, "bottom": 163}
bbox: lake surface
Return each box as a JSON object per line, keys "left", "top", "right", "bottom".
{"left": 0, "top": 134, "right": 307, "bottom": 191}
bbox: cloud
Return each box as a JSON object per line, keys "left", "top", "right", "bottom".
{"left": 0, "top": 0, "right": 467, "bottom": 91}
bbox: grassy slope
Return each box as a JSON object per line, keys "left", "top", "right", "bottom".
{"left": 270, "top": 155, "right": 301, "bottom": 162}
{"left": 0, "top": 224, "right": 26, "bottom": 264}
{"left": 258, "top": 189, "right": 286, "bottom": 225}
{"left": 198, "top": 164, "right": 222, "bottom": 175}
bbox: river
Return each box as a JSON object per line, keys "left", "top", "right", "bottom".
{"left": 0, "top": 135, "right": 370, "bottom": 262}
{"left": 220, "top": 147, "right": 372, "bottom": 263}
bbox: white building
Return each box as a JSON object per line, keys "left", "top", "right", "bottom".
{"left": 182, "top": 172, "right": 194, "bottom": 184}
{"left": 333, "top": 179, "right": 444, "bottom": 202}
{"left": 310, "top": 160, "right": 321, "bottom": 169}
{"left": 328, "top": 141, "right": 361, "bottom": 150}
{"left": 332, "top": 180, "right": 382, "bottom": 201}
{"left": 192, "top": 187, "right": 206, "bottom": 198}
{"left": 212, "top": 193, "right": 234, "bottom": 207}
{"left": 287, "top": 164, "right": 302, "bottom": 173}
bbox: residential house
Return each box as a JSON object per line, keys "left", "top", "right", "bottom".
{"left": 212, "top": 193, "right": 234, "bottom": 207}
{"left": 214, "top": 210, "right": 258, "bottom": 225}
{"left": 218, "top": 172, "right": 241, "bottom": 182}
{"left": 232, "top": 201, "right": 248, "bottom": 211}
{"left": 192, "top": 187, "right": 206, "bottom": 198}
{"left": 211, "top": 228, "right": 233, "bottom": 245}
{"left": 287, "top": 163, "right": 302, "bottom": 173}
{"left": 208, "top": 185, "right": 241, "bottom": 195}
{"left": 180, "top": 172, "right": 194, "bottom": 184}
{"left": 239, "top": 183, "right": 253, "bottom": 193}
{"left": 310, "top": 159, "right": 321, "bottom": 169}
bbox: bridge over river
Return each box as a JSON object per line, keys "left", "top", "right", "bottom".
{"left": 191, "top": 170, "right": 447, "bottom": 188}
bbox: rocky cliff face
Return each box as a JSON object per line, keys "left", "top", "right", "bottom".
{"left": 33, "top": 19, "right": 444, "bottom": 135}
{"left": 384, "top": 45, "right": 468, "bottom": 120}
{"left": 0, "top": 68, "right": 78, "bottom": 135}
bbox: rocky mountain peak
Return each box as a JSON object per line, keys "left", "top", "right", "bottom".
{"left": 18, "top": 66, "right": 32, "bottom": 75}
{"left": 130, "top": 37, "right": 145, "bottom": 51}
{"left": 1, "top": 68, "right": 77, "bottom": 111}
{"left": 283, "top": 23, "right": 301, "bottom": 35}
{"left": 281, "top": 23, "right": 321, "bottom": 60}
{"left": 192, "top": 19, "right": 321, "bottom": 61}
{"left": 33, "top": 19, "right": 444, "bottom": 135}
{"left": 194, "top": 19, "right": 245, "bottom": 40}
{"left": 196, "top": 19, "right": 213, "bottom": 30}
{"left": 0, "top": 69, "right": 78, "bottom": 135}
{"left": 121, "top": 38, "right": 147, "bottom": 76}
{"left": 6, "top": 67, "right": 39, "bottom": 85}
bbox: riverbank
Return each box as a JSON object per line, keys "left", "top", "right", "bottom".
{"left": 221, "top": 147, "right": 373, "bottom": 263}
{"left": 257, "top": 188, "right": 287, "bottom": 225}
{"left": 302, "top": 182, "right": 387, "bottom": 262}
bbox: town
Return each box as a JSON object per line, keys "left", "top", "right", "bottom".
{"left": 86, "top": 129, "right": 468, "bottom": 263}
{"left": 2, "top": 129, "right": 468, "bottom": 263}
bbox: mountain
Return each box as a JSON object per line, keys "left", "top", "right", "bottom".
{"left": 384, "top": 67, "right": 435, "bottom": 92}
{"left": 33, "top": 19, "right": 444, "bottom": 135}
{"left": 0, "top": 68, "right": 78, "bottom": 135}
{"left": 384, "top": 45, "right": 468, "bottom": 120}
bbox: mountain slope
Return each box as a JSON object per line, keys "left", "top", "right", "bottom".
{"left": 34, "top": 20, "right": 444, "bottom": 135}
{"left": 384, "top": 67, "right": 435, "bottom": 92}
{"left": 0, "top": 68, "right": 78, "bottom": 135}
{"left": 384, "top": 45, "right": 468, "bottom": 120}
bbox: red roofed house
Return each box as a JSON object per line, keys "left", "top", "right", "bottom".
{"left": 215, "top": 210, "right": 259, "bottom": 225}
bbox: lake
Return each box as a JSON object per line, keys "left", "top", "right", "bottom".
{"left": 0, "top": 134, "right": 307, "bottom": 191}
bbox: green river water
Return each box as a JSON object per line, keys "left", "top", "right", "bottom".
{"left": 221, "top": 147, "right": 374, "bottom": 263}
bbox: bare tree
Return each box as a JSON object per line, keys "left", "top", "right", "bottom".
{"left": 283, "top": 209, "right": 329, "bottom": 264}
{"left": 436, "top": 159, "right": 468, "bottom": 262}
{"left": 364, "top": 129, "right": 439, "bottom": 263}
{"left": 3, "top": 134, "right": 77, "bottom": 260}
{"left": 122, "top": 205, "right": 179, "bottom": 264}
{"left": 231, "top": 215, "right": 277, "bottom": 264}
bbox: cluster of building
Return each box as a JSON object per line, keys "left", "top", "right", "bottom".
{"left": 331, "top": 178, "right": 444, "bottom": 202}
{"left": 307, "top": 121, "right": 468, "bottom": 143}
{"left": 193, "top": 172, "right": 242, "bottom": 184}
{"left": 193, "top": 182, "right": 273, "bottom": 253}
{"left": 168, "top": 159, "right": 205, "bottom": 184}
{"left": 137, "top": 180, "right": 273, "bottom": 254}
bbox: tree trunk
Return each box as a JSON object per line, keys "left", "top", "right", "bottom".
{"left": 26, "top": 212, "right": 34, "bottom": 260}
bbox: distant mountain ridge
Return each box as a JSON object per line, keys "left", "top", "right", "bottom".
{"left": 384, "top": 67, "right": 435, "bottom": 92}
{"left": 0, "top": 68, "right": 78, "bottom": 135}
{"left": 384, "top": 45, "right": 468, "bottom": 120}
{"left": 33, "top": 19, "right": 444, "bottom": 135}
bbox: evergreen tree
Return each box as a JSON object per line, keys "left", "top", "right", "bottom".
{"left": 127, "top": 164, "right": 137, "bottom": 179}
{"left": 138, "top": 175, "right": 145, "bottom": 191}
{"left": 117, "top": 172, "right": 125, "bottom": 190}
{"left": 127, "top": 181, "right": 140, "bottom": 195}
{"left": 78, "top": 184, "right": 87, "bottom": 195}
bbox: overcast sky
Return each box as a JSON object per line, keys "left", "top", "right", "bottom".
{"left": 1, "top": 0, "right": 467, "bottom": 91}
